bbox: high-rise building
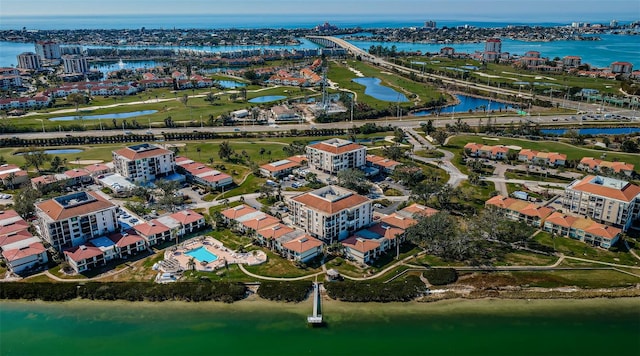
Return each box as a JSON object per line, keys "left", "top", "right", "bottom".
{"left": 305, "top": 138, "right": 367, "bottom": 174}
{"left": 62, "top": 54, "right": 89, "bottom": 74}
{"left": 35, "top": 41, "right": 61, "bottom": 60}
{"left": 17, "top": 52, "right": 42, "bottom": 70}
{"left": 112, "top": 143, "right": 175, "bottom": 183}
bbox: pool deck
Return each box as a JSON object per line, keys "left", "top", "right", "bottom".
{"left": 164, "top": 237, "right": 267, "bottom": 272}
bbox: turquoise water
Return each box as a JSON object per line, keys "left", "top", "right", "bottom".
{"left": 48, "top": 110, "right": 158, "bottom": 121}
{"left": 248, "top": 95, "right": 286, "bottom": 103}
{"left": 352, "top": 77, "right": 408, "bottom": 102}
{"left": 1, "top": 299, "right": 638, "bottom": 356}
{"left": 413, "top": 94, "right": 512, "bottom": 116}
{"left": 185, "top": 246, "right": 218, "bottom": 263}
{"left": 542, "top": 127, "right": 640, "bottom": 135}
{"left": 92, "top": 60, "right": 160, "bottom": 78}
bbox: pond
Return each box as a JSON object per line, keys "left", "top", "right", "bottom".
{"left": 217, "top": 80, "right": 246, "bottom": 89}
{"left": 352, "top": 77, "right": 408, "bottom": 102}
{"left": 248, "top": 95, "right": 286, "bottom": 103}
{"left": 49, "top": 110, "right": 158, "bottom": 121}
{"left": 15, "top": 149, "right": 84, "bottom": 155}
{"left": 541, "top": 127, "right": 640, "bottom": 136}
{"left": 412, "top": 94, "right": 513, "bottom": 116}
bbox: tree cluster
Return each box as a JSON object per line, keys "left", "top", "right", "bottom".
{"left": 325, "top": 275, "right": 426, "bottom": 302}
{"left": 257, "top": 281, "right": 312, "bottom": 302}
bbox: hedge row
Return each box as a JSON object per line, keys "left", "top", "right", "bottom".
{"left": 325, "top": 276, "right": 426, "bottom": 302}
{"left": 423, "top": 268, "right": 458, "bottom": 286}
{"left": 0, "top": 282, "right": 247, "bottom": 303}
{"left": 257, "top": 281, "right": 312, "bottom": 302}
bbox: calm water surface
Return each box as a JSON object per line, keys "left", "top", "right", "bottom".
{"left": 1, "top": 298, "right": 638, "bottom": 356}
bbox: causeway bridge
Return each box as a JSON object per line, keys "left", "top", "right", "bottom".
{"left": 307, "top": 35, "right": 541, "bottom": 102}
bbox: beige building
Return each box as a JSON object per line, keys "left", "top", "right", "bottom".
{"left": 562, "top": 175, "right": 640, "bottom": 231}
{"left": 36, "top": 191, "right": 119, "bottom": 250}
{"left": 306, "top": 138, "right": 366, "bottom": 174}
{"left": 288, "top": 185, "right": 372, "bottom": 243}
{"left": 112, "top": 143, "right": 175, "bottom": 183}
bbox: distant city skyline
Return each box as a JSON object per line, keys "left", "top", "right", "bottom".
{"left": 2, "top": 0, "right": 639, "bottom": 22}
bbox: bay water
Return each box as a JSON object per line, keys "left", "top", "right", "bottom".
{"left": 1, "top": 298, "right": 638, "bottom": 355}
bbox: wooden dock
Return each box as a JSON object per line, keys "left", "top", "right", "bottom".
{"left": 307, "top": 282, "right": 323, "bottom": 325}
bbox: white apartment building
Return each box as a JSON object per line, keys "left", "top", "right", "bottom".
{"left": 288, "top": 185, "right": 372, "bottom": 243}
{"left": 17, "top": 52, "right": 42, "bottom": 70}
{"left": 562, "top": 175, "right": 640, "bottom": 231}
{"left": 62, "top": 54, "right": 89, "bottom": 74}
{"left": 36, "top": 191, "right": 119, "bottom": 250}
{"left": 112, "top": 143, "right": 175, "bottom": 183}
{"left": 305, "top": 138, "right": 366, "bottom": 174}
{"left": 35, "top": 41, "right": 61, "bottom": 60}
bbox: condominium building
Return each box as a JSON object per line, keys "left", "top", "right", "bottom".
{"left": 562, "top": 175, "right": 640, "bottom": 231}
{"left": 288, "top": 185, "right": 372, "bottom": 243}
{"left": 0, "top": 68, "right": 22, "bottom": 89}
{"left": 464, "top": 143, "right": 510, "bottom": 160}
{"left": 306, "top": 138, "right": 366, "bottom": 174}
{"left": 518, "top": 149, "right": 566, "bottom": 167}
{"left": 175, "top": 156, "right": 233, "bottom": 189}
{"left": 17, "top": 52, "right": 42, "bottom": 70}
{"left": 577, "top": 157, "right": 635, "bottom": 176}
{"left": 112, "top": 143, "right": 175, "bottom": 183}
{"left": 62, "top": 54, "right": 89, "bottom": 74}
{"left": 35, "top": 41, "right": 61, "bottom": 60}
{"left": 36, "top": 191, "right": 119, "bottom": 250}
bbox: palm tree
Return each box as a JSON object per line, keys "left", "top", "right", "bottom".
{"left": 187, "top": 257, "right": 196, "bottom": 271}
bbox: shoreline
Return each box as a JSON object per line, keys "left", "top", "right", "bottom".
{"left": 2, "top": 295, "right": 639, "bottom": 317}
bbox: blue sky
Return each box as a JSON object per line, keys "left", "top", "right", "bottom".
{"left": 2, "top": 0, "right": 639, "bottom": 21}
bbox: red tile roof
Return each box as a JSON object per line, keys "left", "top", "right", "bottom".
{"left": 257, "top": 223, "right": 295, "bottom": 240}
{"left": 109, "top": 231, "right": 145, "bottom": 247}
{"left": 133, "top": 220, "right": 170, "bottom": 236}
{"left": 401, "top": 203, "right": 438, "bottom": 217}
{"left": 64, "top": 168, "right": 89, "bottom": 179}
{"left": 282, "top": 234, "right": 323, "bottom": 253}
{"left": 0, "top": 229, "right": 34, "bottom": 248}
{"left": 64, "top": 244, "right": 103, "bottom": 261}
{"left": 544, "top": 212, "right": 578, "bottom": 228}
{"left": 584, "top": 224, "right": 621, "bottom": 240}
{"left": 170, "top": 210, "right": 204, "bottom": 225}
{"left": 342, "top": 236, "right": 380, "bottom": 253}
{"left": 260, "top": 160, "right": 300, "bottom": 173}
{"left": 113, "top": 145, "right": 172, "bottom": 161}
{"left": 222, "top": 204, "right": 259, "bottom": 220}
{"left": 291, "top": 188, "right": 369, "bottom": 214}
{"left": 36, "top": 191, "right": 116, "bottom": 221}
{"left": 308, "top": 141, "right": 364, "bottom": 154}
{"left": 2, "top": 242, "right": 46, "bottom": 262}
{"left": 570, "top": 175, "right": 640, "bottom": 202}
{"left": 241, "top": 214, "right": 280, "bottom": 231}
{"left": 381, "top": 213, "right": 417, "bottom": 229}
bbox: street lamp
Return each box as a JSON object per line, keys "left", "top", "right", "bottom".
{"left": 36, "top": 119, "right": 45, "bottom": 133}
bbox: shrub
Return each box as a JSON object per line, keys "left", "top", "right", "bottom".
{"left": 257, "top": 281, "right": 311, "bottom": 302}
{"left": 325, "top": 276, "right": 425, "bottom": 302}
{"left": 423, "top": 268, "right": 458, "bottom": 285}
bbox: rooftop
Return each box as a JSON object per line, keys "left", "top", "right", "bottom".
{"left": 37, "top": 191, "right": 116, "bottom": 221}
{"left": 113, "top": 143, "right": 172, "bottom": 161}
{"left": 308, "top": 138, "right": 365, "bottom": 155}
{"left": 569, "top": 175, "right": 640, "bottom": 202}
{"left": 291, "top": 185, "right": 370, "bottom": 214}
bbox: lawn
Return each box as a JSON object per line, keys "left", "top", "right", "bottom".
{"left": 243, "top": 249, "right": 321, "bottom": 278}
{"left": 463, "top": 270, "right": 639, "bottom": 289}
{"left": 504, "top": 169, "right": 574, "bottom": 183}
{"left": 494, "top": 251, "right": 558, "bottom": 266}
{"left": 534, "top": 231, "right": 639, "bottom": 266}
{"left": 205, "top": 228, "right": 252, "bottom": 251}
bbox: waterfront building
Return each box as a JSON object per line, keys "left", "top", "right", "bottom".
{"left": 35, "top": 41, "right": 61, "bottom": 60}
{"left": 175, "top": 156, "right": 232, "bottom": 189}
{"left": 485, "top": 195, "right": 554, "bottom": 227}
{"left": 440, "top": 47, "right": 455, "bottom": 56}
{"left": 610, "top": 61, "right": 633, "bottom": 75}
{"left": 464, "top": 143, "right": 510, "bottom": 160}
{"left": 112, "top": 143, "right": 175, "bottom": 183}
{"left": 543, "top": 212, "right": 621, "bottom": 249}
{"left": 17, "top": 52, "right": 42, "bottom": 70}
{"left": 577, "top": 157, "right": 635, "bottom": 176}
{"left": 280, "top": 234, "right": 323, "bottom": 263}
{"left": 0, "top": 68, "right": 22, "bottom": 89}
{"left": 288, "top": 185, "right": 372, "bottom": 243}
{"left": 132, "top": 219, "right": 171, "bottom": 246}
{"left": 156, "top": 210, "right": 206, "bottom": 237}
{"left": 256, "top": 223, "right": 295, "bottom": 250}
{"left": 518, "top": 149, "right": 566, "bottom": 167}
{"left": 424, "top": 20, "right": 437, "bottom": 29}
{"left": 306, "top": 138, "right": 367, "bottom": 174}
{"left": 562, "top": 175, "right": 640, "bottom": 231}
{"left": 483, "top": 38, "right": 501, "bottom": 61}
{"left": 62, "top": 54, "right": 90, "bottom": 74}
{"left": 36, "top": 191, "right": 119, "bottom": 250}
{"left": 342, "top": 237, "right": 381, "bottom": 264}
{"left": 108, "top": 230, "right": 147, "bottom": 258}
{"left": 562, "top": 56, "right": 582, "bottom": 68}
{"left": 1, "top": 241, "right": 48, "bottom": 274}
{"left": 61, "top": 45, "right": 83, "bottom": 55}
{"left": 64, "top": 244, "right": 105, "bottom": 273}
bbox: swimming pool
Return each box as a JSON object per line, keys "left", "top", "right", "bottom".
{"left": 185, "top": 246, "right": 218, "bottom": 263}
